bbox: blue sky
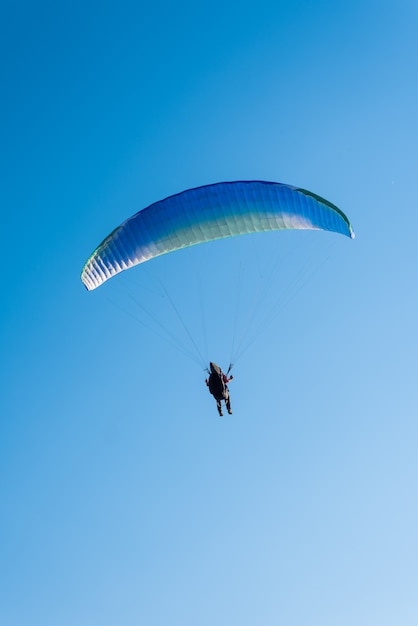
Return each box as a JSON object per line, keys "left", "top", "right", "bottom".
{"left": 1, "top": 1, "right": 418, "bottom": 624}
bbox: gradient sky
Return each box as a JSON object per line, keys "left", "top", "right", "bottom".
{"left": 1, "top": 1, "right": 418, "bottom": 625}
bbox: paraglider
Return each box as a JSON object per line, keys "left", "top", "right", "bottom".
{"left": 205, "top": 362, "right": 234, "bottom": 416}
{"left": 81, "top": 180, "right": 354, "bottom": 416}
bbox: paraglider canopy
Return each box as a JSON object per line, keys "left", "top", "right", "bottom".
{"left": 81, "top": 180, "right": 354, "bottom": 291}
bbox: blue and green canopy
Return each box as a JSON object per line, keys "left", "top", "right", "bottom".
{"left": 81, "top": 180, "right": 354, "bottom": 291}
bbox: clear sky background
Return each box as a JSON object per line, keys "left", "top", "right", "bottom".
{"left": 1, "top": 1, "right": 418, "bottom": 624}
